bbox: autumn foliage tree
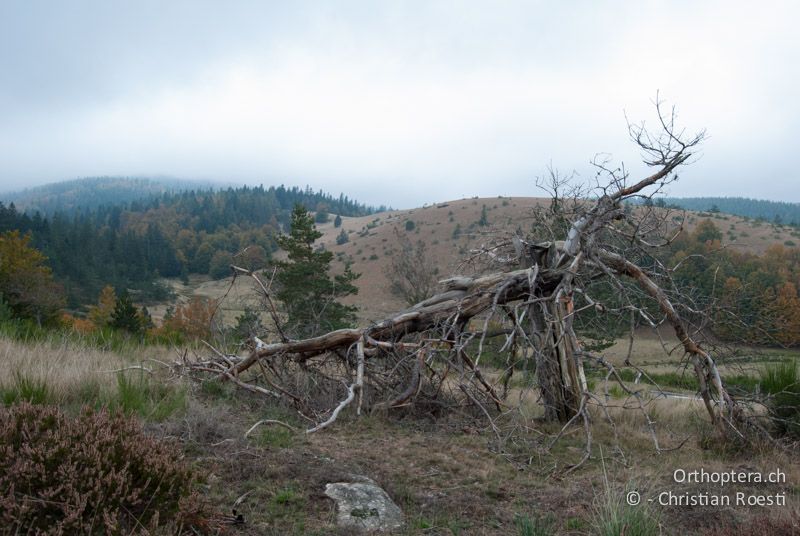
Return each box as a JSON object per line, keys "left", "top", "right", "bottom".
{"left": 88, "top": 285, "right": 117, "bottom": 328}
{"left": 162, "top": 296, "right": 220, "bottom": 341}
{"left": 0, "top": 231, "right": 64, "bottom": 325}
{"left": 772, "top": 282, "right": 800, "bottom": 346}
{"left": 666, "top": 221, "right": 800, "bottom": 347}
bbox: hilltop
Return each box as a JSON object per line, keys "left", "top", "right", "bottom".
{"left": 3, "top": 176, "right": 220, "bottom": 215}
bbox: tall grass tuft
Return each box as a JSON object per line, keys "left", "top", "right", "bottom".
{"left": 0, "top": 372, "right": 51, "bottom": 405}
{"left": 592, "top": 487, "right": 660, "bottom": 536}
{"left": 113, "top": 371, "right": 187, "bottom": 421}
{"left": 592, "top": 454, "right": 660, "bottom": 536}
{"left": 760, "top": 359, "right": 800, "bottom": 438}
{"left": 0, "top": 334, "right": 179, "bottom": 412}
{"left": 515, "top": 513, "right": 557, "bottom": 536}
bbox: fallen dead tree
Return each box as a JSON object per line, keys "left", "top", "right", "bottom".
{"left": 187, "top": 98, "right": 750, "bottom": 453}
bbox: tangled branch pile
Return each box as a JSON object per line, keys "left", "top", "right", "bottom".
{"left": 187, "top": 99, "right": 754, "bottom": 451}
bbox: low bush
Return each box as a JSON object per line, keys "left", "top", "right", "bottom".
{"left": 0, "top": 403, "right": 213, "bottom": 534}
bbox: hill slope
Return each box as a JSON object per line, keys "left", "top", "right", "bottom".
{"left": 176, "top": 196, "right": 800, "bottom": 322}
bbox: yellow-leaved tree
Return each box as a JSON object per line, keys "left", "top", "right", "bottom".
{"left": 88, "top": 285, "right": 117, "bottom": 328}
{"left": 0, "top": 231, "right": 65, "bottom": 325}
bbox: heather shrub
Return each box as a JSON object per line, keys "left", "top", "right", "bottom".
{"left": 0, "top": 403, "right": 212, "bottom": 534}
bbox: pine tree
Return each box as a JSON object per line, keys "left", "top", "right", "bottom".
{"left": 110, "top": 291, "right": 144, "bottom": 335}
{"left": 275, "top": 204, "right": 359, "bottom": 338}
{"left": 478, "top": 204, "right": 489, "bottom": 227}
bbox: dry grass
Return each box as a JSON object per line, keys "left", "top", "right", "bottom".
{"left": 187, "top": 321, "right": 799, "bottom": 533}
{"left": 2, "top": 331, "right": 797, "bottom": 534}
{"left": 0, "top": 335, "right": 173, "bottom": 403}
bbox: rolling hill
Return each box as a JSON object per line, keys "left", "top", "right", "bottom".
{"left": 3, "top": 177, "right": 220, "bottom": 215}
{"left": 158, "top": 196, "right": 800, "bottom": 323}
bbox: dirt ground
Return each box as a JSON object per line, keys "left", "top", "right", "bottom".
{"left": 153, "top": 384, "right": 800, "bottom": 535}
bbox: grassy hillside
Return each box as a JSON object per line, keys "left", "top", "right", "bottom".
{"left": 167, "top": 196, "right": 800, "bottom": 323}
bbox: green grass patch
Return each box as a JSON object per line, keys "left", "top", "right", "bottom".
{"left": 198, "top": 378, "right": 236, "bottom": 400}
{"left": 598, "top": 368, "right": 759, "bottom": 394}
{"left": 607, "top": 385, "right": 626, "bottom": 399}
{"left": 254, "top": 426, "right": 294, "bottom": 448}
{"left": 266, "top": 484, "right": 306, "bottom": 530}
{"left": 760, "top": 359, "right": 800, "bottom": 438}
{"left": 515, "top": 513, "right": 557, "bottom": 536}
{"left": 1, "top": 372, "right": 52, "bottom": 405}
{"left": 592, "top": 484, "right": 659, "bottom": 536}
{"left": 110, "top": 372, "right": 187, "bottom": 421}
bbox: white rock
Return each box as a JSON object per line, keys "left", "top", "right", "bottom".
{"left": 325, "top": 479, "right": 404, "bottom": 532}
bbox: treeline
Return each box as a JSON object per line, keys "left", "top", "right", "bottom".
{"left": 576, "top": 219, "right": 800, "bottom": 348}
{"left": 661, "top": 197, "right": 800, "bottom": 226}
{"left": 0, "top": 204, "right": 358, "bottom": 350}
{"left": 664, "top": 220, "right": 800, "bottom": 346}
{"left": 0, "top": 184, "right": 380, "bottom": 308}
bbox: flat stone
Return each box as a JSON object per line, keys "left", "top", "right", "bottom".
{"left": 325, "top": 479, "right": 404, "bottom": 532}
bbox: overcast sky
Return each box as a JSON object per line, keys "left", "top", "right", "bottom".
{"left": 0, "top": 1, "right": 798, "bottom": 207}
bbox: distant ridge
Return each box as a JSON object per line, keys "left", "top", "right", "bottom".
{"left": 3, "top": 177, "right": 222, "bottom": 215}
{"left": 661, "top": 197, "right": 800, "bottom": 225}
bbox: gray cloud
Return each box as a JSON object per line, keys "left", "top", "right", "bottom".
{"left": 1, "top": 0, "right": 798, "bottom": 207}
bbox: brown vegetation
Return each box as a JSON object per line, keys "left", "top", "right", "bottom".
{"left": 0, "top": 403, "right": 213, "bottom": 534}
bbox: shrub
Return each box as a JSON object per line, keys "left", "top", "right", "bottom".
{"left": 314, "top": 209, "right": 329, "bottom": 223}
{"left": 0, "top": 403, "right": 212, "bottom": 534}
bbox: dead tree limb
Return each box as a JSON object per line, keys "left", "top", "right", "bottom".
{"left": 186, "top": 98, "right": 750, "bottom": 444}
